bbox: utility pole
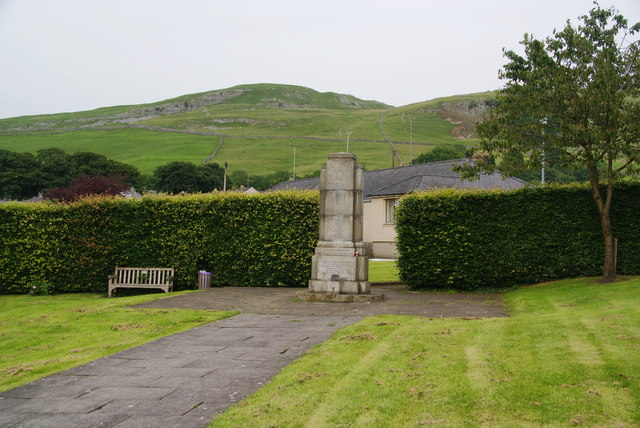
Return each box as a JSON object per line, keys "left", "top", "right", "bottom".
{"left": 408, "top": 116, "right": 417, "bottom": 165}
{"left": 340, "top": 129, "right": 353, "bottom": 153}
{"left": 409, "top": 118, "right": 413, "bottom": 165}
{"left": 292, "top": 145, "right": 297, "bottom": 180}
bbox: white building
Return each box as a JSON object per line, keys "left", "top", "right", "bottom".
{"left": 272, "top": 159, "right": 526, "bottom": 258}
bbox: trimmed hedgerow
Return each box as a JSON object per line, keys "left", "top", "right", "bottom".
{"left": 0, "top": 191, "right": 319, "bottom": 294}
{"left": 395, "top": 183, "right": 640, "bottom": 290}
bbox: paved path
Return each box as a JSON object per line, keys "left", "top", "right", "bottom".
{"left": 133, "top": 285, "right": 507, "bottom": 318}
{"left": 0, "top": 314, "right": 360, "bottom": 428}
{"left": 0, "top": 285, "right": 506, "bottom": 427}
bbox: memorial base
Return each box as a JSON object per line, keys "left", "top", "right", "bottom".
{"left": 308, "top": 279, "right": 371, "bottom": 294}
{"left": 295, "top": 290, "right": 384, "bottom": 303}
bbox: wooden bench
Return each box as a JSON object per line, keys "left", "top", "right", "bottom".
{"left": 108, "top": 266, "right": 174, "bottom": 297}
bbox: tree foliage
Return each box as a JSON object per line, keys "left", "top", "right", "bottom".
{"left": 230, "top": 170, "right": 290, "bottom": 191}
{"left": 413, "top": 144, "right": 468, "bottom": 164}
{"left": 44, "top": 174, "right": 130, "bottom": 202}
{"left": 462, "top": 4, "right": 640, "bottom": 282}
{"left": 68, "top": 151, "right": 141, "bottom": 187}
{"left": 36, "top": 148, "right": 74, "bottom": 189}
{"left": 151, "top": 161, "right": 227, "bottom": 193}
{"left": 502, "top": 150, "right": 593, "bottom": 184}
{"left": 0, "top": 150, "right": 42, "bottom": 200}
{"left": 0, "top": 148, "right": 142, "bottom": 200}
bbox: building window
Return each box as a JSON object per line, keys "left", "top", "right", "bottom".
{"left": 384, "top": 198, "right": 399, "bottom": 224}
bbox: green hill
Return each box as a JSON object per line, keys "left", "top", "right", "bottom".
{"left": 0, "top": 84, "right": 495, "bottom": 177}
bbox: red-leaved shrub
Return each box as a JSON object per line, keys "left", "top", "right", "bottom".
{"left": 44, "top": 174, "right": 129, "bottom": 202}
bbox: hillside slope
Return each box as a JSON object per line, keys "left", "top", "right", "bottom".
{"left": 0, "top": 84, "right": 495, "bottom": 176}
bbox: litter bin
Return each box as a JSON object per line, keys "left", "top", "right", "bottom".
{"left": 198, "top": 270, "right": 212, "bottom": 289}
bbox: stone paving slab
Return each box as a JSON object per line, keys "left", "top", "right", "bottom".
{"left": 0, "top": 285, "right": 507, "bottom": 427}
{"left": 0, "top": 314, "right": 360, "bottom": 428}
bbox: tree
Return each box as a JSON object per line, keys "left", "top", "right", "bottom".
{"left": 413, "top": 144, "right": 468, "bottom": 164}
{"left": 0, "top": 150, "right": 42, "bottom": 199}
{"left": 229, "top": 170, "right": 250, "bottom": 188}
{"left": 44, "top": 174, "right": 130, "bottom": 202}
{"left": 36, "top": 147, "right": 74, "bottom": 189}
{"left": 69, "top": 152, "right": 142, "bottom": 188}
{"left": 462, "top": 5, "right": 640, "bottom": 282}
{"left": 500, "top": 150, "right": 592, "bottom": 184}
{"left": 151, "top": 161, "right": 229, "bottom": 193}
{"left": 198, "top": 163, "right": 225, "bottom": 191}
{"left": 249, "top": 170, "right": 291, "bottom": 191}
{"left": 152, "top": 161, "right": 201, "bottom": 193}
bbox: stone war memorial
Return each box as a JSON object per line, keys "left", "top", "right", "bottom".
{"left": 297, "top": 153, "right": 383, "bottom": 302}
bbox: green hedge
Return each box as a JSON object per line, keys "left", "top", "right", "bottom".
{"left": 396, "top": 183, "right": 640, "bottom": 290}
{"left": 0, "top": 191, "right": 319, "bottom": 294}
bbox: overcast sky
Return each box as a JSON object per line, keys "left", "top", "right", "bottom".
{"left": 0, "top": 0, "right": 638, "bottom": 119}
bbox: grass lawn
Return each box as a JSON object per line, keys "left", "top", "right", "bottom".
{"left": 368, "top": 259, "right": 400, "bottom": 283}
{"left": 211, "top": 277, "right": 640, "bottom": 427}
{"left": 0, "top": 291, "right": 237, "bottom": 392}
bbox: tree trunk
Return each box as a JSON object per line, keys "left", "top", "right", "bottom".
{"left": 600, "top": 207, "right": 616, "bottom": 282}
{"left": 587, "top": 162, "right": 616, "bottom": 282}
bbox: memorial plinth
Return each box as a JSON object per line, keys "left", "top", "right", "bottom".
{"left": 297, "top": 153, "right": 383, "bottom": 303}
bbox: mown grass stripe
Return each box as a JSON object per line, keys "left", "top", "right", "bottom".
{"left": 212, "top": 277, "right": 640, "bottom": 427}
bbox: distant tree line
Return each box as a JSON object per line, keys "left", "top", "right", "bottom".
{"left": 228, "top": 170, "right": 291, "bottom": 191}
{"left": 1, "top": 144, "right": 596, "bottom": 202}
{"left": 0, "top": 148, "right": 230, "bottom": 201}
{"left": 0, "top": 148, "right": 141, "bottom": 200}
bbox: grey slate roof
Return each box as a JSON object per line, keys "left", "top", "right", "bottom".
{"left": 271, "top": 159, "right": 526, "bottom": 200}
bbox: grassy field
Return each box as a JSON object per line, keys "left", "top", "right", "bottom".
{"left": 0, "top": 128, "right": 441, "bottom": 176}
{"left": 0, "top": 84, "right": 488, "bottom": 177}
{"left": 0, "top": 128, "right": 218, "bottom": 175}
{"left": 211, "top": 277, "right": 640, "bottom": 427}
{"left": 0, "top": 291, "right": 237, "bottom": 392}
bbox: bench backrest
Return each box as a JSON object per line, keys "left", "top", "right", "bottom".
{"left": 113, "top": 267, "right": 174, "bottom": 285}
